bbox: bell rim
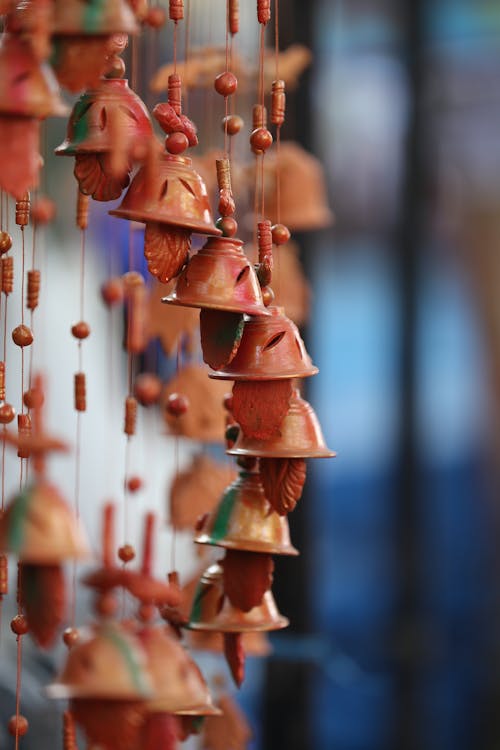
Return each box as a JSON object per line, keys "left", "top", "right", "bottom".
{"left": 226, "top": 446, "right": 336, "bottom": 459}
{"left": 193, "top": 535, "right": 299, "bottom": 557}
{"left": 172, "top": 704, "right": 223, "bottom": 716}
{"left": 186, "top": 616, "right": 289, "bottom": 633}
{"left": 162, "top": 293, "right": 272, "bottom": 316}
{"left": 45, "top": 684, "right": 149, "bottom": 700}
{"left": 108, "top": 208, "right": 222, "bottom": 236}
{"left": 208, "top": 366, "right": 319, "bottom": 381}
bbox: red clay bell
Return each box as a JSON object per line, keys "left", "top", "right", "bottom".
{"left": 209, "top": 306, "right": 318, "bottom": 380}
{"left": 195, "top": 470, "right": 298, "bottom": 556}
{"left": 163, "top": 236, "right": 270, "bottom": 315}
{"left": 227, "top": 389, "right": 335, "bottom": 459}
{"left": 188, "top": 563, "right": 288, "bottom": 633}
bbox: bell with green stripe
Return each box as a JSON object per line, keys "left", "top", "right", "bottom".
{"left": 194, "top": 469, "right": 298, "bottom": 556}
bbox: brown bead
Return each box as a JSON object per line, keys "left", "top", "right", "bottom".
{"left": 63, "top": 627, "right": 79, "bottom": 648}
{"left": 0, "top": 554, "right": 7, "bottom": 597}
{"left": 134, "top": 373, "right": 162, "bottom": 406}
{"left": 165, "top": 132, "right": 189, "bottom": 155}
{"left": 71, "top": 321, "right": 91, "bottom": 340}
{"left": 0, "top": 403, "right": 15, "bottom": 424}
{"left": 31, "top": 196, "right": 56, "bottom": 225}
{"left": 261, "top": 286, "right": 275, "bottom": 306}
{"left": 214, "top": 72, "right": 238, "bottom": 97}
{"left": 223, "top": 393, "right": 234, "bottom": 413}
{"left": 252, "top": 103, "right": 267, "bottom": 130}
{"left": 8, "top": 715, "right": 29, "bottom": 737}
{"left": 229, "top": 0, "right": 239, "bottom": 34}
{"left": 2, "top": 256, "right": 14, "bottom": 295}
{"left": 12, "top": 324, "right": 33, "bottom": 348}
{"left": 138, "top": 603, "right": 155, "bottom": 622}
{"left": 0, "top": 231, "right": 12, "bottom": 254}
{"left": 105, "top": 54, "right": 126, "bottom": 79}
{"left": 127, "top": 476, "right": 143, "bottom": 493}
{"left": 27, "top": 269, "right": 41, "bottom": 310}
{"left": 250, "top": 127, "right": 273, "bottom": 154}
{"left": 10, "top": 614, "right": 28, "bottom": 635}
{"left": 96, "top": 591, "right": 118, "bottom": 617}
{"left": 221, "top": 114, "right": 244, "bottom": 135}
{"left": 124, "top": 396, "right": 137, "bottom": 436}
{"left": 118, "top": 544, "right": 136, "bottom": 563}
{"left": 257, "top": 0, "right": 271, "bottom": 24}
{"left": 169, "top": 0, "right": 183, "bottom": 21}
{"left": 76, "top": 191, "right": 89, "bottom": 231}
{"left": 15, "top": 193, "right": 30, "bottom": 227}
{"left": 23, "top": 388, "right": 43, "bottom": 410}
{"left": 271, "top": 79, "right": 286, "bottom": 127}
{"left": 166, "top": 392, "right": 189, "bottom": 417}
{"left": 101, "top": 277, "right": 124, "bottom": 306}
{"left": 271, "top": 223, "right": 291, "bottom": 245}
{"left": 216, "top": 216, "right": 238, "bottom": 238}
{"left": 74, "top": 372, "right": 86, "bottom": 412}
{"left": 147, "top": 5, "right": 167, "bottom": 27}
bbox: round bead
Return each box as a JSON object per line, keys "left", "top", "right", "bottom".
{"left": 71, "top": 321, "right": 91, "bottom": 340}
{"left": 105, "top": 55, "right": 126, "bottom": 79}
{"left": 138, "top": 603, "right": 155, "bottom": 622}
{"left": 101, "top": 278, "right": 124, "bottom": 306}
{"left": 165, "top": 132, "right": 189, "bottom": 155}
{"left": 166, "top": 393, "right": 189, "bottom": 417}
{"left": 10, "top": 614, "right": 28, "bottom": 635}
{"left": 31, "top": 196, "right": 56, "bottom": 225}
{"left": 261, "top": 286, "right": 275, "bottom": 307}
{"left": 127, "top": 476, "right": 143, "bottom": 493}
{"left": 12, "top": 325, "right": 33, "bottom": 348}
{"left": 223, "top": 393, "right": 234, "bottom": 413}
{"left": 8, "top": 715, "right": 28, "bottom": 737}
{"left": 250, "top": 127, "right": 273, "bottom": 154}
{"left": 271, "top": 223, "right": 291, "bottom": 246}
{"left": 221, "top": 114, "right": 244, "bottom": 136}
{"left": 63, "top": 627, "right": 79, "bottom": 648}
{"left": 96, "top": 591, "right": 118, "bottom": 617}
{"left": 134, "top": 373, "right": 162, "bottom": 406}
{"left": 237, "top": 455, "right": 257, "bottom": 471}
{"left": 216, "top": 216, "right": 238, "bottom": 238}
{"left": 0, "top": 403, "right": 15, "bottom": 424}
{"left": 214, "top": 72, "right": 237, "bottom": 97}
{"left": 146, "top": 6, "right": 167, "bottom": 27}
{"left": 0, "top": 231, "right": 12, "bottom": 255}
{"left": 23, "top": 388, "right": 43, "bottom": 410}
{"left": 118, "top": 544, "right": 136, "bottom": 563}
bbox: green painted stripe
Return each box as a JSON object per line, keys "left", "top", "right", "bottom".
{"left": 190, "top": 580, "right": 210, "bottom": 625}
{"left": 7, "top": 487, "right": 33, "bottom": 555}
{"left": 209, "top": 483, "right": 238, "bottom": 543}
{"left": 103, "top": 627, "right": 150, "bottom": 697}
{"left": 83, "top": 0, "right": 107, "bottom": 34}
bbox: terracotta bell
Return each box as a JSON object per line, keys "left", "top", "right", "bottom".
{"left": 0, "top": 481, "right": 89, "bottom": 563}
{"left": 209, "top": 306, "right": 317, "bottom": 380}
{"left": 139, "top": 626, "right": 221, "bottom": 716}
{"left": 55, "top": 77, "right": 153, "bottom": 201}
{"left": 188, "top": 563, "right": 288, "bottom": 633}
{"left": 195, "top": 470, "right": 298, "bottom": 556}
{"left": 227, "top": 389, "right": 335, "bottom": 459}
{"left": 52, "top": 0, "right": 138, "bottom": 35}
{"left": 163, "top": 236, "right": 270, "bottom": 315}
{"left": 46, "top": 623, "right": 153, "bottom": 700}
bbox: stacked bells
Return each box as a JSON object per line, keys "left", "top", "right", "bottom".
{"left": 56, "top": 76, "right": 153, "bottom": 201}
{"left": 0, "top": 482, "right": 89, "bottom": 647}
{"left": 0, "top": 29, "right": 67, "bottom": 198}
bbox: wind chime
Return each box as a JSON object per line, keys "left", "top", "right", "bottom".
{"left": 0, "top": 0, "right": 335, "bottom": 748}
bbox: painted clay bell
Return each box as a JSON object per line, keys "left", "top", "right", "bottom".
{"left": 188, "top": 563, "right": 288, "bottom": 633}
{"left": 227, "top": 389, "right": 335, "bottom": 459}
{"left": 163, "top": 236, "right": 270, "bottom": 315}
{"left": 195, "top": 470, "right": 298, "bottom": 556}
{"left": 0, "top": 482, "right": 89, "bottom": 563}
{"left": 52, "top": 0, "right": 138, "bottom": 34}
{"left": 139, "top": 626, "right": 221, "bottom": 716}
{"left": 209, "top": 306, "right": 317, "bottom": 380}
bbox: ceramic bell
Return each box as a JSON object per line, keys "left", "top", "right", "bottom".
{"left": 163, "top": 236, "right": 270, "bottom": 315}
{"left": 0, "top": 481, "right": 89, "bottom": 563}
{"left": 139, "top": 626, "right": 221, "bottom": 716}
{"left": 209, "top": 306, "right": 317, "bottom": 380}
{"left": 56, "top": 77, "right": 153, "bottom": 201}
{"left": 195, "top": 470, "right": 298, "bottom": 556}
{"left": 227, "top": 389, "right": 335, "bottom": 459}
{"left": 188, "top": 563, "right": 288, "bottom": 633}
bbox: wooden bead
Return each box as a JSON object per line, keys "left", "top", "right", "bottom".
{"left": 118, "top": 544, "right": 135, "bottom": 563}
{"left": 15, "top": 192, "right": 30, "bottom": 227}
{"left": 8, "top": 715, "right": 29, "bottom": 737}
{"left": 23, "top": 388, "right": 43, "bottom": 410}
{"left": 250, "top": 127, "right": 273, "bottom": 154}
{"left": 2, "top": 256, "right": 14, "bottom": 295}
{"left": 147, "top": 5, "right": 167, "bottom": 27}
{"left": 63, "top": 627, "right": 79, "bottom": 648}
{"left": 134, "top": 373, "right": 162, "bottom": 406}
{"left": 0, "top": 554, "right": 7, "bottom": 597}
{"left": 0, "top": 231, "right": 12, "bottom": 254}
{"left": 74, "top": 372, "right": 86, "bottom": 412}
{"left": 124, "top": 396, "right": 137, "bottom": 435}
{"left": 169, "top": 0, "right": 183, "bottom": 21}
{"left": 127, "top": 476, "right": 142, "bottom": 493}
{"left": 105, "top": 54, "right": 126, "bottom": 79}
{"left": 27, "top": 269, "right": 41, "bottom": 310}
{"left": 96, "top": 591, "right": 118, "bottom": 617}
{"left": 168, "top": 73, "right": 182, "bottom": 115}
{"left": 271, "top": 223, "right": 291, "bottom": 245}
{"left": 257, "top": 0, "right": 271, "bottom": 24}
{"left": 165, "top": 132, "right": 189, "bottom": 155}
{"left": 71, "top": 321, "right": 90, "bottom": 340}
{"left": 10, "top": 614, "right": 28, "bottom": 635}
{"left": 63, "top": 710, "right": 77, "bottom": 750}
{"left": 0, "top": 403, "right": 15, "bottom": 424}
{"left": 0, "top": 360, "right": 5, "bottom": 402}
{"left": 214, "top": 72, "right": 237, "bottom": 97}
{"left": 31, "top": 196, "right": 56, "bottom": 225}
{"left": 252, "top": 104, "right": 267, "bottom": 130}
{"left": 216, "top": 216, "right": 238, "bottom": 237}
{"left": 76, "top": 191, "right": 89, "bottom": 230}
{"left": 12, "top": 324, "right": 33, "bottom": 347}
{"left": 221, "top": 114, "right": 243, "bottom": 135}
{"left": 166, "top": 393, "right": 189, "bottom": 416}
{"left": 229, "top": 0, "right": 239, "bottom": 34}
{"left": 101, "top": 277, "right": 124, "bottom": 306}
{"left": 271, "top": 79, "right": 286, "bottom": 126}
{"left": 17, "top": 414, "right": 31, "bottom": 458}
{"left": 261, "top": 286, "right": 275, "bottom": 306}
{"left": 223, "top": 393, "right": 234, "bottom": 413}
